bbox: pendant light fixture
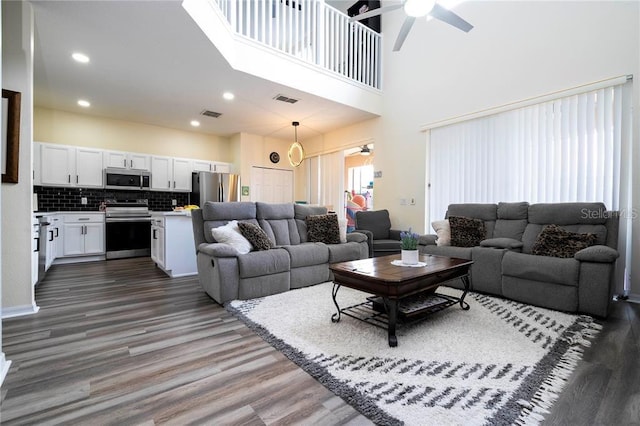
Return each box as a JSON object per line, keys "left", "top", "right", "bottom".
{"left": 288, "top": 121, "right": 305, "bottom": 167}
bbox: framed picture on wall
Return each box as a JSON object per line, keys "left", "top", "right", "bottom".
{"left": 2, "top": 89, "right": 21, "bottom": 184}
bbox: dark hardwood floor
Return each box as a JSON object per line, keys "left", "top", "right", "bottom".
{"left": 1, "top": 258, "right": 638, "bottom": 425}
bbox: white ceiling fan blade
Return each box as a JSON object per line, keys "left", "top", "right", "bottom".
{"left": 429, "top": 3, "right": 473, "bottom": 32}
{"left": 393, "top": 16, "right": 416, "bottom": 51}
{"left": 349, "top": 4, "right": 403, "bottom": 22}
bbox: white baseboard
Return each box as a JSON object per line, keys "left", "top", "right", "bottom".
{"left": 0, "top": 353, "right": 12, "bottom": 387}
{"left": 2, "top": 302, "right": 40, "bottom": 319}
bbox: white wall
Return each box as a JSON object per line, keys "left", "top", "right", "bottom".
{"left": 2, "top": 0, "right": 37, "bottom": 316}
{"left": 318, "top": 1, "right": 640, "bottom": 296}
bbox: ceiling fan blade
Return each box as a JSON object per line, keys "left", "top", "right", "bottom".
{"left": 393, "top": 16, "right": 416, "bottom": 51}
{"left": 349, "top": 4, "right": 403, "bottom": 22}
{"left": 429, "top": 3, "right": 473, "bottom": 32}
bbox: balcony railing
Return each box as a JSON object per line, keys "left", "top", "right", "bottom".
{"left": 214, "top": 0, "right": 382, "bottom": 90}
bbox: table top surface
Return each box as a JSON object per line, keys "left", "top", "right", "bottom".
{"left": 329, "top": 254, "right": 473, "bottom": 284}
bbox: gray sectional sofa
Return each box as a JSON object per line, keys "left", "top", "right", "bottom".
{"left": 191, "top": 201, "right": 369, "bottom": 304}
{"left": 419, "top": 202, "right": 619, "bottom": 317}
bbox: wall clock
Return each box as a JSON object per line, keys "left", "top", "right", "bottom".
{"left": 269, "top": 151, "right": 280, "bottom": 164}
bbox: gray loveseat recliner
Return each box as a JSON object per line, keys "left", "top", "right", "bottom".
{"left": 419, "top": 202, "right": 619, "bottom": 317}
{"left": 191, "top": 201, "right": 369, "bottom": 304}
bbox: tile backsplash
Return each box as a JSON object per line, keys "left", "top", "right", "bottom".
{"left": 34, "top": 186, "right": 189, "bottom": 212}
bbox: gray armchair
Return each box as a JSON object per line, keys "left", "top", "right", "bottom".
{"left": 354, "top": 209, "right": 403, "bottom": 257}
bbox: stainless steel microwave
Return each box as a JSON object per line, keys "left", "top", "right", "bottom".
{"left": 104, "top": 168, "right": 151, "bottom": 190}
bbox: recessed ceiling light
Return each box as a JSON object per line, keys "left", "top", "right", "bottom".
{"left": 72, "top": 52, "right": 90, "bottom": 64}
{"left": 77, "top": 99, "right": 91, "bottom": 108}
{"left": 190, "top": 120, "right": 201, "bottom": 127}
{"left": 223, "top": 92, "right": 235, "bottom": 101}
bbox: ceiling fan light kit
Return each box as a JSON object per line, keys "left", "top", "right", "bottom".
{"left": 404, "top": 0, "right": 435, "bottom": 17}
{"left": 350, "top": 0, "right": 474, "bottom": 52}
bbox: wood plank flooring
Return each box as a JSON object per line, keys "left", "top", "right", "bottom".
{"left": 0, "top": 258, "right": 370, "bottom": 425}
{"left": 2, "top": 258, "right": 639, "bottom": 425}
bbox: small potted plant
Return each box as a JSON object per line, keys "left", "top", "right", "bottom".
{"left": 400, "top": 228, "right": 420, "bottom": 265}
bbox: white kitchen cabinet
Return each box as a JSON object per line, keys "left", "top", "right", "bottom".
{"left": 192, "top": 160, "right": 213, "bottom": 172}
{"left": 39, "top": 143, "right": 103, "bottom": 188}
{"left": 151, "top": 217, "right": 166, "bottom": 268}
{"left": 151, "top": 156, "right": 191, "bottom": 192}
{"left": 33, "top": 142, "right": 42, "bottom": 186}
{"left": 213, "top": 163, "right": 231, "bottom": 173}
{"left": 45, "top": 215, "right": 62, "bottom": 271}
{"left": 172, "top": 158, "right": 192, "bottom": 191}
{"left": 150, "top": 213, "right": 196, "bottom": 277}
{"left": 104, "top": 150, "right": 151, "bottom": 171}
{"left": 62, "top": 214, "right": 105, "bottom": 257}
{"left": 150, "top": 156, "right": 172, "bottom": 190}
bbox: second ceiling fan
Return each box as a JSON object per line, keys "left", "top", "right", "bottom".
{"left": 350, "top": 0, "right": 474, "bottom": 52}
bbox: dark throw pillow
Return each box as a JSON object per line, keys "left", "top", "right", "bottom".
{"left": 449, "top": 216, "right": 486, "bottom": 247}
{"left": 531, "top": 224, "right": 596, "bottom": 258}
{"left": 237, "top": 222, "right": 273, "bottom": 251}
{"left": 306, "top": 214, "right": 341, "bottom": 244}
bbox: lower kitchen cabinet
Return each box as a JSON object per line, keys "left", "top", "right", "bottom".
{"left": 151, "top": 213, "right": 196, "bottom": 277}
{"left": 62, "top": 213, "right": 105, "bottom": 257}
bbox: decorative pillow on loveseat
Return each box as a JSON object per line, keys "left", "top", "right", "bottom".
{"left": 531, "top": 224, "right": 596, "bottom": 258}
{"left": 449, "top": 216, "right": 486, "bottom": 247}
{"left": 306, "top": 214, "right": 341, "bottom": 244}
{"left": 238, "top": 221, "right": 273, "bottom": 251}
{"left": 211, "top": 220, "right": 252, "bottom": 254}
{"left": 431, "top": 219, "right": 451, "bottom": 246}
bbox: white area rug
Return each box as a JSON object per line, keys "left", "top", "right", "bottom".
{"left": 227, "top": 283, "right": 601, "bottom": 425}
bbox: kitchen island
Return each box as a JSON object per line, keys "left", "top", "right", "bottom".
{"left": 150, "top": 211, "right": 197, "bottom": 278}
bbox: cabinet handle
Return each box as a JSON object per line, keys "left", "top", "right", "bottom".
{"left": 76, "top": 175, "right": 79, "bottom": 184}
{"left": 130, "top": 160, "right": 134, "bottom": 168}
{"left": 34, "top": 237, "right": 40, "bottom": 253}
{"left": 173, "top": 181, "right": 176, "bottom": 189}
{"left": 168, "top": 180, "right": 170, "bottom": 189}
{"left": 68, "top": 174, "right": 71, "bottom": 183}
{"left": 153, "top": 229, "right": 157, "bottom": 239}
{"left": 124, "top": 159, "right": 127, "bottom": 167}
{"left": 49, "top": 230, "right": 54, "bottom": 242}
{"left": 55, "top": 227, "right": 59, "bottom": 237}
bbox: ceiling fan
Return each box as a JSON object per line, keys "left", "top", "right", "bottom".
{"left": 350, "top": 0, "right": 474, "bottom": 52}
{"left": 348, "top": 144, "right": 373, "bottom": 156}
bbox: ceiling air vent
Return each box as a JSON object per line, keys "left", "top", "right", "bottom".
{"left": 273, "top": 94, "right": 299, "bottom": 104}
{"left": 201, "top": 109, "right": 222, "bottom": 118}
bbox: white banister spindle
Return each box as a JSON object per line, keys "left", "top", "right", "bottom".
{"left": 212, "top": 0, "right": 380, "bottom": 89}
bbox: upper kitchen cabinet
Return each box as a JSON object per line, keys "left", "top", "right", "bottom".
{"left": 104, "top": 150, "right": 151, "bottom": 171}
{"left": 192, "top": 160, "right": 231, "bottom": 173}
{"left": 150, "top": 156, "right": 192, "bottom": 192}
{"left": 39, "top": 143, "right": 103, "bottom": 188}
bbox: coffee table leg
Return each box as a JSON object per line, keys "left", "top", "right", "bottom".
{"left": 459, "top": 275, "right": 471, "bottom": 310}
{"left": 331, "top": 283, "right": 342, "bottom": 323}
{"left": 386, "top": 298, "right": 398, "bottom": 347}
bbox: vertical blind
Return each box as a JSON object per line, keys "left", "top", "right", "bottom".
{"left": 307, "top": 151, "right": 345, "bottom": 214}
{"left": 429, "top": 84, "right": 625, "bottom": 222}
{"left": 428, "top": 80, "right": 633, "bottom": 296}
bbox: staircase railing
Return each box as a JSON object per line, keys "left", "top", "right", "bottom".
{"left": 214, "top": 0, "right": 382, "bottom": 90}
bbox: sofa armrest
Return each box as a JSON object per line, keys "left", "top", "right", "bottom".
{"left": 418, "top": 234, "right": 437, "bottom": 246}
{"left": 197, "top": 242, "right": 241, "bottom": 257}
{"left": 346, "top": 232, "right": 367, "bottom": 243}
{"left": 575, "top": 245, "right": 619, "bottom": 263}
{"left": 480, "top": 238, "right": 524, "bottom": 250}
{"left": 389, "top": 229, "right": 403, "bottom": 240}
{"left": 351, "top": 230, "right": 373, "bottom": 257}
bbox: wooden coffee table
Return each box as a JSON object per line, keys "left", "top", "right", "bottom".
{"left": 329, "top": 254, "right": 473, "bottom": 347}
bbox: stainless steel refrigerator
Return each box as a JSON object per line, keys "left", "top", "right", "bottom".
{"left": 190, "top": 171, "right": 241, "bottom": 206}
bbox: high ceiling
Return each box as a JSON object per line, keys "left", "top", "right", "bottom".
{"left": 32, "top": 0, "right": 377, "bottom": 141}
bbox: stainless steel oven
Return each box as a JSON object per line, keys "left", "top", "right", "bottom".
{"left": 105, "top": 200, "right": 151, "bottom": 259}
